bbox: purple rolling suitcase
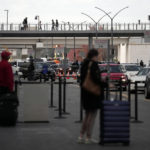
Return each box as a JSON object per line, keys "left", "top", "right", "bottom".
{"left": 100, "top": 100, "right": 130, "bottom": 145}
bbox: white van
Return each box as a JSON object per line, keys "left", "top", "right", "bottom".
{"left": 41, "top": 58, "right": 47, "bottom": 62}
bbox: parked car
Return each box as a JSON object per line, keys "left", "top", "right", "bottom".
{"left": 47, "top": 61, "right": 56, "bottom": 66}
{"left": 71, "top": 61, "right": 79, "bottom": 73}
{"left": 99, "top": 63, "right": 128, "bottom": 90}
{"left": 144, "top": 69, "right": 150, "bottom": 98}
{"left": 130, "top": 67, "right": 150, "bottom": 91}
{"left": 10, "top": 60, "right": 24, "bottom": 75}
{"left": 55, "top": 64, "right": 72, "bottom": 74}
{"left": 121, "top": 63, "right": 142, "bottom": 79}
{"left": 18, "top": 62, "right": 30, "bottom": 78}
{"left": 18, "top": 62, "right": 56, "bottom": 81}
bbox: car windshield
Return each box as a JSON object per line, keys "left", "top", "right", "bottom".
{"left": 137, "top": 68, "right": 150, "bottom": 76}
{"left": 35, "top": 63, "right": 43, "bottom": 69}
{"left": 47, "top": 61, "right": 56, "bottom": 65}
{"left": 99, "top": 65, "right": 123, "bottom": 73}
{"left": 110, "top": 65, "right": 123, "bottom": 73}
{"left": 18, "top": 62, "right": 25, "bottom": 67}
{"left": 125, "top": 65, "right": 140, "bottom": 71}
{"left": 19, "top": 62, "right": 30, "bottom": 68}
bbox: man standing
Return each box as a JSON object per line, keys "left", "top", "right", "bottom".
{"left": 0, "top": 51, "right": 14, "bottom": 94}
{"left": 23, "top": 17, "right": 28, "bottom": 30}
{"left": 39, "top": 21, "right": 42, "bottom": 30}
{"left": 51, "top": 19, "right": 55, "bottom": 30}
{"left": 140, "top": 60, "right": 144, "bottom": 67}
{"left": 56, "top": 19, "right": 59, "bottom": 30}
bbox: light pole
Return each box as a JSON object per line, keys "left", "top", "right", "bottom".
{"left": 35, "top": 15, "right": 40, "bottom": 30}
{"left": 61, "top": 21, "right": 87, "bottom": 62}
{"left": 4, "top": 10, "right": 9, "bottom": 30}
{"left": 95, "top": 6, "right": 129, "bottom": 61}
{"left": 81, "top": 12, "right": 110, "bottom": 39}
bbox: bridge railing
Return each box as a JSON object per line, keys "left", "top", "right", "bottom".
{"left": 0, "top": 23, "right": 150, "bottom": 31}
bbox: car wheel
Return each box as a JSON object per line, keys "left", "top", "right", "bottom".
{"left": 145, "top": 84, "right": 150, "bottom": 99}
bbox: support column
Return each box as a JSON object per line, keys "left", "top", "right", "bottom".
{"left": 88, "top": 36, "right": 93, "bottom": 50}
{"left": 117, "top": 44, "right": 121, "bottom": 62}
{"left": 120, "top": 43, "right": 127, "bottom": 63}
{"left": 33, "top": 44, "right": 36, "bottom": 59}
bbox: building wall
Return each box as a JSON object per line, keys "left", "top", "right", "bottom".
{"left": 127, "top": 38, "right": 150, "bottom": 65}
{"left": 118, "top": 43, "right": 127, "bottom": 63}
{"left": 127, "top": 44, "right": 150, "bottom": 65}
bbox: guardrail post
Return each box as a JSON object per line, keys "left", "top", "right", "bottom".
{"left": 55, "top": 77, "right": 66, "bottom": 119}
{"left": 105, "top": 77, "right": 109, "bottom": 100}
{"left": 128, "top": 80, "right": 131, "bottom": 117}
{"left": 49, "top": 78, "right": 56, "bottom": 108}
{"left": 63, "top": 77, "right": 70, "bottom": 115}
{"left": 135, "top": 81, "right": 138, "bottom": 120}
{"left": 119, "top": 78, "right": 122, "bottom": 101}
{"left": 131, "top": 81, "right": 143, "bottom": 123}
{"left": 15, "top": 80, "right": 18, "bottom": 94}
{"left": 75, "top": 86, "right": 83, "bottom": 123}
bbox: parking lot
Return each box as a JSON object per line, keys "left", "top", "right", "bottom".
{"left": 0, "top": 78, "right": 150, "bottom": 150}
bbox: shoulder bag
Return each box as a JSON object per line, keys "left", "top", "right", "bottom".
{"left": 82, "top": 61, "right": 101, "bottom": 96}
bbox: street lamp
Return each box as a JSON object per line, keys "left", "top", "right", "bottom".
{"left": 4, "top": 10, "right": 9, "bottom": 30}
{"left": 95, "top": 6, "right": 129, "bottom": 61}
{"left": 72, "top": 20, "right": 87, "bottom": 62}
{"left": 35, "top": 15, "right": 40, "bottom": 30}
{"left": 81, "top": 12, "right": 111, "bottom": 39}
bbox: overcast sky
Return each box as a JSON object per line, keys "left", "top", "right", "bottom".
{"left": 0, "top": 0, "right": 150, "bottom": 24}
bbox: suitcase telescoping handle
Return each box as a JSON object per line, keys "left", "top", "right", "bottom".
{"left": 109, "top": 78, "right": 122, "bottom": 101}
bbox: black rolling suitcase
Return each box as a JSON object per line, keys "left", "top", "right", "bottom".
{"left": 0, "top": 92, "right": 19, "bottom": 126}
{"left": 100, "top": 83, "right": 130, "bottom": 146}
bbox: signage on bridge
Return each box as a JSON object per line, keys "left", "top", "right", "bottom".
{"left": 94, "top": 39, "right": 108, "bottom": 49}
{"left": 36, "top": 42, "right": 43, "bottom": 48}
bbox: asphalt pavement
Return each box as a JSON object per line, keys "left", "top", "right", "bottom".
{"left": 0, "top": 79, "right": 150, "bottom": 150}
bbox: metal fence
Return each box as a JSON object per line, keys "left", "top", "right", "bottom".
{"left": 0, "top": 23, "right": 150, "bottom": 31}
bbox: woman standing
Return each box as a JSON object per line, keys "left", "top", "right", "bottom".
{"left": 78, "top": 49, "right": 104, "bottom": 144}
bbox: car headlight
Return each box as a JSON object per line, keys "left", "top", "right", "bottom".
{"left": 121, "top": 75, "right": 127, "bottom": 82}
{"left": 122, "top": 79, "right": 126, "bottom": 82}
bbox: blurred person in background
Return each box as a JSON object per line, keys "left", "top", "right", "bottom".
{"left": 0, "top": 51, "right": 14, "bottom": 94}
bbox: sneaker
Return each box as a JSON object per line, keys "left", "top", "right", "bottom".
{"left": 77, "top": 136, "right": 84, "bottom": 143}
{"left": 85, "top": 138, "right": 98, "bottom": 144}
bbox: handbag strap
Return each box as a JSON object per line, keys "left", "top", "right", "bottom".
{"left": 88, "top": 61, "right": 93, "bottom": 68}
{"left": 87, "top": 61, "right": 92, "bottom": 72}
